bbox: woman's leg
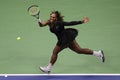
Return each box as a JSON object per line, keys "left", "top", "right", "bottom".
{"left": 40, "top": 45, "right": 66, "bottom": 73}
{"left": 50, "top": 45, "right": 66, "bottom": 65}
{"left": 68, "top": 40, "right": 93, "bottom": 55}
{"left": 68, "top": 40, "right": 105, "bottom": 62}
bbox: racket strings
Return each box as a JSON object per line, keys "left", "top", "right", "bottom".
{"left": 28, "top": 5, "right": 39, "bottom": 16}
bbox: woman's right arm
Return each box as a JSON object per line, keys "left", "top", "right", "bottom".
{"left": 38, "top": 19, "right": 49, "bottom": 27}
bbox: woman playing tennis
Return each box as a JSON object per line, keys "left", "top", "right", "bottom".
{"left": 37, "top": 11, "right": 105, "bottom": 73}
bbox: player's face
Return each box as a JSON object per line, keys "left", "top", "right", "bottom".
{"left": 50, "top": 13, "right": 57, "bottom": 23}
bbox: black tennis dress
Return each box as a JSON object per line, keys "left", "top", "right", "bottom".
{"left": 49, "top": 21, "right": 84, "bottom": 46}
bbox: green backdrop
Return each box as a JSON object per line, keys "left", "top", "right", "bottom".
{"left": 0, "top": 0, "right": 120, "bottom": 74}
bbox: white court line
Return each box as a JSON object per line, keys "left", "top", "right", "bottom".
{"left": 0, "top": 74, "right": 120, "bottom": 76}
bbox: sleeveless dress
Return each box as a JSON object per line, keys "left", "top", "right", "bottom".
{"left": 49, "top": 21, "right": 84, "bottom": 46}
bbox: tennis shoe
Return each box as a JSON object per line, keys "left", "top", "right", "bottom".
{"left": 39, "top": 66, "right": 51, "bottom": 74}
{"left": 97, "top": 50, "right": 105, "bottom": 62}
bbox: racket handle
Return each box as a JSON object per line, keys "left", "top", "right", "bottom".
{"left": 34, "top": 15, "right": 39, "bottom": 19}
{"left": 38, "top": 18, "right": 42, "bottom": 22}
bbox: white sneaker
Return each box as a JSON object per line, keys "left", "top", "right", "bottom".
{"left": 39, "top": 66, "right": 51, "bottom": 74}
{"left": 97, "top": 50, "right": 105, "bottom": 62}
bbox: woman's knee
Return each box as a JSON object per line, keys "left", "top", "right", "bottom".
{"left": 53, "top": 45, "right": 65, "bottom": 54}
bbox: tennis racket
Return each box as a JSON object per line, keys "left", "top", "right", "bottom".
{"left": 28, "top": 5, "right": 40, "bottom": 19}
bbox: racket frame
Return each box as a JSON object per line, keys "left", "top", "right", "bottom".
{"left": 28, "top": 5, "right": 40, "bottom": 19}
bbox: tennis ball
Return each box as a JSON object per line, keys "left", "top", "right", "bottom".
{"left": 17, "top": 37, "right": 21, "bottom": 40}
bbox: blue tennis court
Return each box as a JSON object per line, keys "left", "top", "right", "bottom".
{"left": 0, "top": 74, "right": 120, "bottom": 80}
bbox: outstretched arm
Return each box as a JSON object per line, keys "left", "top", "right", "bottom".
{"left": 63, "top": 17, "right": 89, "bottom": 26}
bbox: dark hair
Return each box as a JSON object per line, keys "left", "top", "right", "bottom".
{"left": 51, "top": 11, "right": 64, "bottom": 21}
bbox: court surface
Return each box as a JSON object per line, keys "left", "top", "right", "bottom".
{"left": 0, "top": 0, "right": 120, "bottom": 74}
{"left": 0, "top": 74, "right": 120, "bottom": 80}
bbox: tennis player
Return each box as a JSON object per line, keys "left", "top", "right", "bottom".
{"left": 37, "top": 11, "right": 105, "bottom": 73}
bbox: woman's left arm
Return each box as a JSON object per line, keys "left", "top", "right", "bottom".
{"left": 63, "top": 17, "right": 89, "bottom": 26}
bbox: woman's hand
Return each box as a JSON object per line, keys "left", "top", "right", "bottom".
{"left": 83, "top": 17, "right": 89, "bottom": 23}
